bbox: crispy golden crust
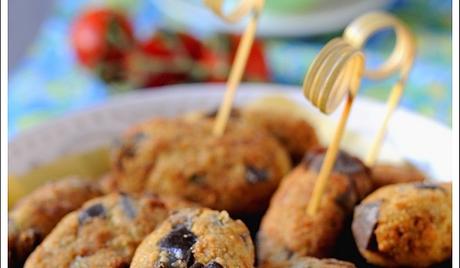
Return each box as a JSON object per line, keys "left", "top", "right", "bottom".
{"left": 131, "top": 208, "right": 254, "bottom": 268}
{"left": 24, "top": 193, "right": 191, "bottom": 268}
{"left": 98, "top": 173, "right": 118, "bottom": 194}
{"left": 185, "top": 107, "right": 319, "bottom": 163}
{"left": 8, "top": 177, "right": 102, "bottom": 267}
{"left": 370, "top": 163, "right": 426, "bottom": 189}
{"left": 257, "top": 149, "right": 373, "bottom": 265}
{"left": 111, "top": 117, "right": 291, "bottom": 213}
{"left": 240, "top": 108, "right": 319, "bottom": 163}
{"left": 259, "top": 256, "right": 356, "bottom": 268}
{"left": 352, "top": 182, "right": 452, "bottom": 267}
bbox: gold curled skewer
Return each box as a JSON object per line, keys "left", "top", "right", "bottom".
{"left": 204, "top": 0, "right": 265, "bottom": 136}
{"left": 204, "top": 0, "right": 259, "bottom": 23}
{"left": 343, "top": 12, "right": 416, "bottom": 165}
{"left": 303, "top": 38, "right": 365, "bottom": 215}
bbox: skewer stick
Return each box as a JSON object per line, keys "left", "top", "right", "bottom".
{"left": 307, "top": 95, "right": 355, "bottom": 215}
{"left": 343, "top": 12, "right": 416, "bottom": 166}
{"left": 302, "top": 38, "right": 365, "bottom": 215}
{"left": 213, "top": 13, "right": 259, "bottom": 136}
{"left": 365, "top": 80, "right": 404, "bottom": 165}
{"left": 305, "top": 12, "right": 415, "bottom": 215}
{"left": 204, "top": 0, "right": 265, "bottom": 136}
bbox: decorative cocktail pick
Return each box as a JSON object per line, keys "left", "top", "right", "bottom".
{"left": 305, "top": 12, "right": 416, "bottom": 215}
{"left": 204, "top": 0, "right": 265, "bottom": 136}
{"left": 343, "top": 12, "right": 416, "bottom": 166}
{"left": 303, "top": 38, "right": 365, "bottom": 215}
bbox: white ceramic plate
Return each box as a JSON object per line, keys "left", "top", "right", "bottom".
{"left": 9, "top": 83, "right": 451, "bottom": 181}
{"left": 151, "top": 0, "right": 391, "bottom": 37}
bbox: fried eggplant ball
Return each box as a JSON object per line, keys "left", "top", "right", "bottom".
{"left": 370, "top": 163, "right": 426, "bottom": 189}
{"left": 8, "top": 177, "right": 102, "bottom": 267}
{"left": 131, "top": 208, "right": 255, "bottom": 268}
{"left": 257, "top": 148, "right": 373, "bottom": 266}
{"left": 110, "top": 117, "right": 291, "bottom": 214}
{"left": 186, "top": 105, "right": 319, "bottom": 164}
{"left": 24, "top": 193, "right": 192, "bottom": 268}
{"left": 259, "top": 256, "right": 356, "bottom": 268}
{"left": 352, "top": 182, "right": 452, "bottom": 267}
{"left": 239, "top": 106, "right": 319, "bottom": 163}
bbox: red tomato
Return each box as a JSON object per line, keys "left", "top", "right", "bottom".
{"left": 139, "top": 32, "right": 176, "bottom": 59}
{"left": 71, "top": 8, "right": 134, "bottom": 68}
{"left": 124, "top": 34, "right": 190, "bottom": 88}
{"left": 195, "top": 50, "right": 229, "bottom": 82}
{"left": 177, "top": 32, "right": 205, "bottom": 60}
{"left": 230, "top": 35, "right": 270, "bottom": 82}
{"left": 125, "top": 52, "right": 189, "bottom": 88}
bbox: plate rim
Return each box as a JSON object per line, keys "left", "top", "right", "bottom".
{"left": 9, "top": 83, "right": 451, "bottom": 144}
{"left": 9, "top": 83, "right": 452, "bottom": 181}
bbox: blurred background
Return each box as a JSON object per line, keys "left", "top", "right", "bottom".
{"left": 8, "top": 0, "right": 452, "bottom": 137}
